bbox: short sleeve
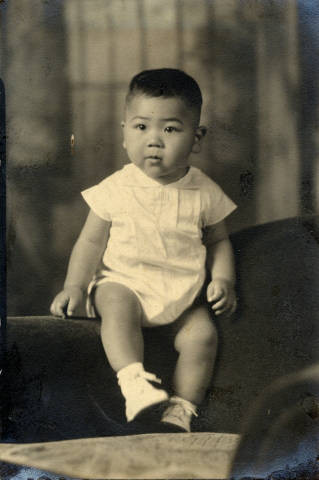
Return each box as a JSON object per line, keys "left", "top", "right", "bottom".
{"left": 81, "top": 179, "right": 113, "bottom": 221}
{"left": 201, "top": 180, "right": 237, "bottom": 227}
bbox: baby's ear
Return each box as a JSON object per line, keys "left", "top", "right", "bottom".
{"left": 192, "top": 126, "right": 207, "bottom": 154}
{"left": 196, "top": 125, "right": 207, "bottom": 139}
{"left": 121, "top": 121, "right": 126, "bottom": 149}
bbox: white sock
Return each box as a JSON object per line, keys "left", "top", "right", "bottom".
{"left": 116, "top": 362, "right": 168, "bottom": 422}
{"left": 171, "top": 395, "right": 197, "bottom": 414}
{"left": 117, "top": 362, "right": 144, "bottom": 381}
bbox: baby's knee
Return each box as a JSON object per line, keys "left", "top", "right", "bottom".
{"left": 95, "top": 282, "right": 142, "bottom": 320}
{"left": 192, "top": 320, "right": 217, "bottom": 349}
{"left": 175, "top": 309, "right": 218, "bottom": 352}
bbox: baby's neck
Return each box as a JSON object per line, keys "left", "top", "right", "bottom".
{"left": 151, "top": 166, "right": 191, "bottom": 185}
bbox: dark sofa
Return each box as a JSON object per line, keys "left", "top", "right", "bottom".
{"left": 2, "top": 216, "right": 318, "bottom": 472}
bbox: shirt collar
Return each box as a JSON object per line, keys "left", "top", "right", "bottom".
{"left": 120, "top": 163, "right": 198, "bottom": 189}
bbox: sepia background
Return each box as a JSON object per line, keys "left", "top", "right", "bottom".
{"left": 1, "top": 0, "right": 318, "bottom": 315}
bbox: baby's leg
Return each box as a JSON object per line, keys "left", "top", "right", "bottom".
{"left": 94, "top": 282, "right": 168, "bottom": 422}
{"left": 94, "top": 282, "right": 144, "bottom": 371}
{"left": 173, "top": 304, "right": 217, "bottom": 404}
{"left": 161, "top": 304, "right": 217, "bottom": 432}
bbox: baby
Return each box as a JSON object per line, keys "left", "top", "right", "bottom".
{"left": 50, "top": 68, "right": 237, "bottom": 433}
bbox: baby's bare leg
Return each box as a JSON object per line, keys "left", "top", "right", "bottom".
{"left": 173, "top": 304, "right": 217, "bottom": 405}
{"left": 95, "top": 282, "right": 169, "bottom": 422}
{"left": 94, "top": 282, "right": 144, "bottom": 372}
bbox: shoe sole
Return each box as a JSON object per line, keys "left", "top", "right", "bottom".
{"left": 132, "top": 399, "right": 169, "bottom": 424}
{"left": 154, "top": 421, "right": 187, "bottom": 433}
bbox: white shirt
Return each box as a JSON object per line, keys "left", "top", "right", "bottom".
{"left": 82, "top": 163, "right": 237, "bottom": 325}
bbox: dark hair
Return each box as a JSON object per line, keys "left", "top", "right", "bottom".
{"left": 126, "top": 68, "right": 202, "bottom": 118}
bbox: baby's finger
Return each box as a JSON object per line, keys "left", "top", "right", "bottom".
{"left": 50, "top": 300, "right": 58, "bottom": 316}
{"left": 206, "top": 283, "right": 214, "bottom": 302}
{"left": 213, "top": 303, "right": 230, "bottom": 316}
{"left": 218, "top": 299, "right": 237, "bottom": 317}
{"left": 208, "top": 285, "right": 224, "bottom": 303}
{"left": 214, "top": 303, "right": 232, "bottom": 316}
{"left": 211, "top": 296, "right": 227, "bottom": 311}
{"left": 57, "top": 301, "right": 67, "bottom": 318}
{"left": 51, "top": 297, "right": 67, "bottom": 318}
{"left": 67, "top": 296, "right": 78, "bottom": 317}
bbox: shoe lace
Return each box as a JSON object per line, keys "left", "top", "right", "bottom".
{"left": 139, "top": 370, "right": 162, "bottom": 384}
{"left": 132, "top": 370, "right": 164, "bottom": 396}
{"left": 117, "top": 368, "right": 163, "bottom": 387}
{"left": 170, "top": 397, "right": 198, "bottom": 418}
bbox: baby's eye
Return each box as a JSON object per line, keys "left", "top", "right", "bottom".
{"left": 164, "top": 126, "right": 179, "bottom": 133}
{"left": 135, "top": 124, "right": 146, "bottom": 130}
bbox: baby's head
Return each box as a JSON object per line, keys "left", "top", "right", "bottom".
{"left": 122, "top": 68, "right": 206, "bottom": 184}
{"left": 126, "top": 68, "right": 203, "bottom": 125}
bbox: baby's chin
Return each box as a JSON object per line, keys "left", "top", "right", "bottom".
{"left": 149, "top": 168, "right": 189, "bottom": 184}
{"left": 131, "top": 161, "right": 189, "bottom": 184}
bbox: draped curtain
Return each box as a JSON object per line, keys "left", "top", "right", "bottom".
{"left": 2, "top": 0, "right": 318, "bottom": 315}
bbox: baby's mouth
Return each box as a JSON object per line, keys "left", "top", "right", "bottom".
{"left": 146, "top": 155, "right": 162, "bottom": 162}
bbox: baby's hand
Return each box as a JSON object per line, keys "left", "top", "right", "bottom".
{"left": 206, "top": 278, "right": 237, "bottom": 316}
{"left": 50, "top": 286, "right": 84, "bottom": 318}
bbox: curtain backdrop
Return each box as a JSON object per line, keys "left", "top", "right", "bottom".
{"left": 2, "top": 0, "right": 318, "bottom": 315}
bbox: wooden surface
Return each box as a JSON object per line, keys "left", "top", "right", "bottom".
{"left": 0, "top": 432, "right": 240, "bottom": 479}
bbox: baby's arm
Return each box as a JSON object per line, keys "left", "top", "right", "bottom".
{"left": 203, "top": 220, "right": 236, "bottom": 316}
{"left": 50, "top": 209, "right": 111, "bottom": 317}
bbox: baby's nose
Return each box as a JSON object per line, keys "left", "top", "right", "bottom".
{"left": 148, "top": 141, "right": 163, "bottom": 148}
{"left": 147, "top": 132, "right": 164, "bottom": 147}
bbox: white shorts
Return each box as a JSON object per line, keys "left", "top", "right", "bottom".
{"left": 86, "top": 276, "right": 156, "bottom": 327}
{"left": 86, "top": 272, "right": 204, "bottom": 327}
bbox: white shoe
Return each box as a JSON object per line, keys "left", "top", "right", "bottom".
{"left": 117, "top": 363, "right": 169, "bottom": 422}
{"left": 161, "top": 396, "right": 198, "bottom": 432}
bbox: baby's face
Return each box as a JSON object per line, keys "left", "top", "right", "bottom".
{"left": 122, "top": 95, "right": 201, "bottom": 184}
